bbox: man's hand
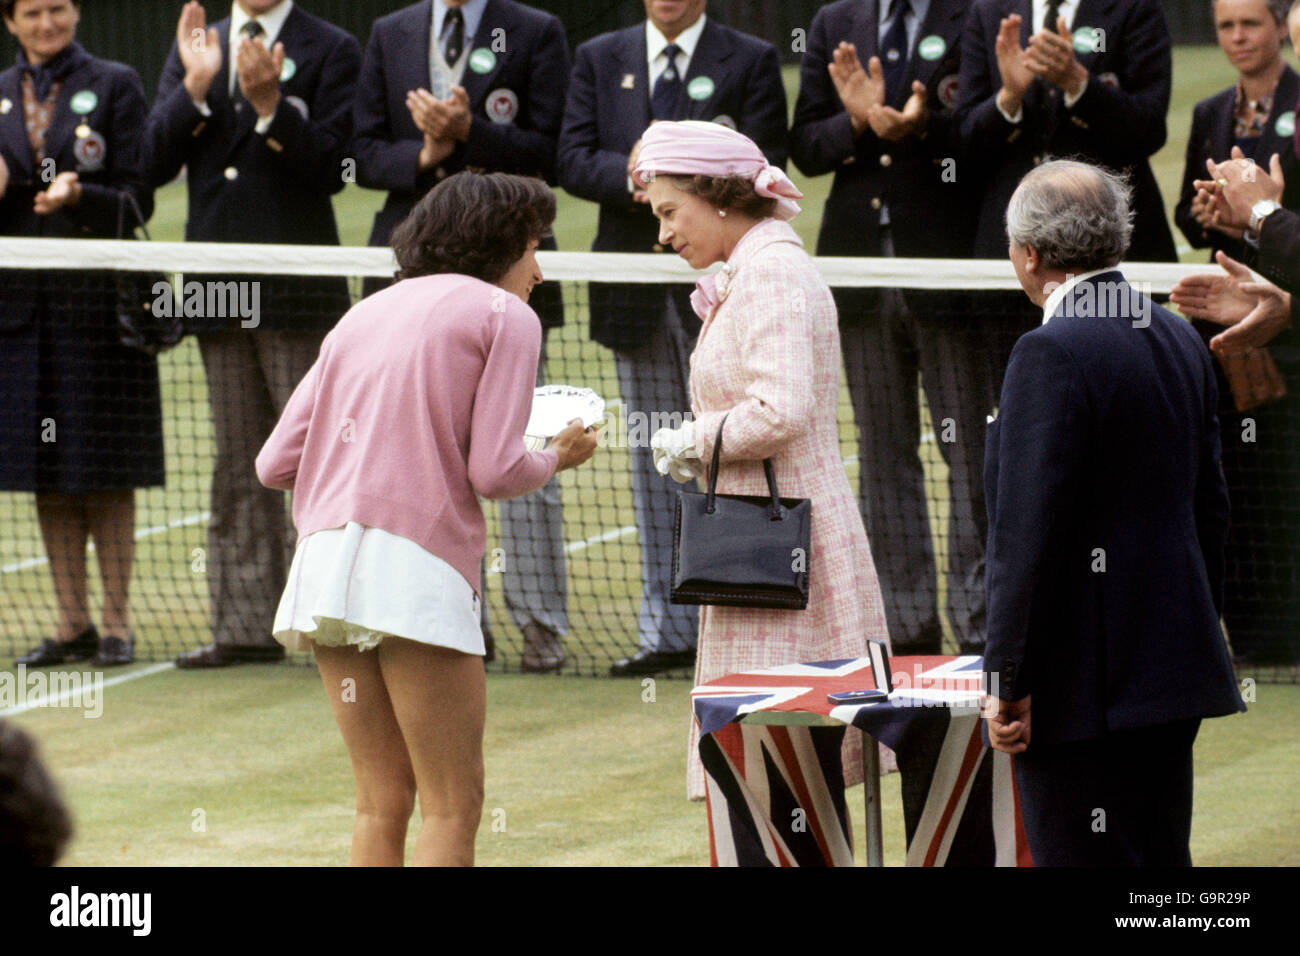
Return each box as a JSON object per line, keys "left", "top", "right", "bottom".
{"left": 33, "top": 172, "right": 81, "bottom": 214}
{"left": 828, "top": 42, "right": 885, "bottom": 137}
{"left": 866, "top": 80, "right": 928, "bottom": 141}
{"left": 236, "top": 35, "right": 285, "bottom": 119}
{"left": 1194, "top": 146, "right": 1285, "bottom": 231}
{"left": 548, "top": 418, "right": 600, "bottom": 471}
{"left": 0, "top": 153, "right": 9, "bottom": 201}
{"left": 1171, "top": 250, "right": 1293, "bottom": 355}
{"left": 1026, "top": 17, "right": 1089, "bottom": 96}
{"left": 994, "top": 15, "right": 1034, "bottom": 115}
{"left": 408, "top": 86, "right": 471, "bottom": 142}
{"left": 177, "top": 0, "right": 223, "bottom": 104}
{"left": 417, "top": 132, "right": 454, "bottom": 171}
{"left": 983, "top": 693, "right": 1031, "bottom": 754}
{"left": 1189, "top": 188, "right": 1244, "bottom": 241}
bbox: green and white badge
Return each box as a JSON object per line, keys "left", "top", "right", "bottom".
{"left": 70, "top": 90, "right": 97, "bottom": 115}
{"left": 1276, "top": 111, "right": 1295, "bottom": 138}
{"left": 917, "top": 35, "right": 946, "bottom": 61}
{"left": 469, "top": 48, "right": 496, "bottom": 74}
{"left": 1072, "top": 26, "right": 1103, "bottom": 54}
{"left": 687, "top": 76, "right": 714, "bottom": 101}
{"left": 279, "top": 57, "right": 296, "bottom": 82}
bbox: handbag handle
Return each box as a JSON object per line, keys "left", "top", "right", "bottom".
{"left": 116, "top": 191, "right": 152, "bottom": 242}
{"left": 705, "top": 414, "right": 786, "bottom": 520}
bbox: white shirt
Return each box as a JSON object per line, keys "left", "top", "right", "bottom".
{"left": 646, "top": 14, "right": 707, "bottom": 89}
{"left": 1041, "top": 266, "right": 1115, "bottom": 324}
{"left": 429, "top": 0, "right": 487, "bottom": 97}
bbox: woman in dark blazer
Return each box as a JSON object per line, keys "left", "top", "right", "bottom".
{"left": 0, "top": 0, "right": 160, "bottom": 667}
{"left": 1173, "top": 0, "right": 1300, "bottom": 667}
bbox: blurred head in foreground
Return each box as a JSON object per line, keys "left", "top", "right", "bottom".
{"left": 0, "top": 719, "right": 72, "bottom": 867}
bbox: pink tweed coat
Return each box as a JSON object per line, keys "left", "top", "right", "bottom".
{"left": 685, "top": 218, "right": 892, "bottom": 800}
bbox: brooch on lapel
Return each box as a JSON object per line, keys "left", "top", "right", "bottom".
{"left": 715, "top": 261, "right": 735, "bottom": 303}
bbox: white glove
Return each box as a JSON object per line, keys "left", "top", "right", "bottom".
{"left": 650, "top": 421, "right": 703, "bottom": 483}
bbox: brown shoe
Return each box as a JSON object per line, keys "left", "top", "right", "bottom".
{"left": 520, "top": 624, "right": 565, "bottom": 674}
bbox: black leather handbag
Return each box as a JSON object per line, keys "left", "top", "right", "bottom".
{"left": 115, "top": 192, "right": 182, "bottom": 356}
{"left": 670, "top": 416, "right": 811, "bottom": 609}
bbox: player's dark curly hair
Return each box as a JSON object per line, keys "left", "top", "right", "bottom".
{"left": 0, "top": 719, "right": 73, "bottom": 867}
{"left": 391, "top": 172, "right": 556, "bottom": 283}
{"left": 660, "top": 174, "right": 778, "bottom": 220}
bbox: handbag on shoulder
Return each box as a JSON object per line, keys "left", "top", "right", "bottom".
{"left": 115, "top": 191, "right": 182, "bottom": 356}
{"left": 670, "top": 415, "right": 811, "bottom": 609}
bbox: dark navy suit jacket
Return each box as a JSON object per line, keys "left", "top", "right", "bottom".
{"left": 143, "top": 4, "right": 360, "bottom": 332}
{"left": 955, "top": 0, "right": 1177, "bottom": 261}
{"left": 789, "top": 0, "right": 975, "bottom": 324}
{"left": 558, "top": 18, "right": 787, "bottom": 350}
{"left": 982, "top": 273, "right": 1244, "bottom": 746}
{"left": 352, "top": 0, "right": 568, "bottom": 327}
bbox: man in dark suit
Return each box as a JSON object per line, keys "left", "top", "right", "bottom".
{"left": 954, "top": 0, "right": 1178, "bottom": 401}
{"left": 144, "top": 0, "right": 360, "bottom": 668}
{"left": 982, "top": 160, "right": 1245, "bottom": 866}
{"left": 352, "top": 0, "right": 572, "bottom": 672}
{"left": 790, "top": 0, "right": 989, "bottom": 657}
{"left": 558, "top": 0, "right": 787, "bottom": 676}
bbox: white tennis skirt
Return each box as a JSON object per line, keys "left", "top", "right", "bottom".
{"left": 272, "top": 522, "right": 484, "bottom": 655}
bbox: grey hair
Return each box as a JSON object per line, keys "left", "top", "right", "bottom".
{"left": 1005, "top": 159, "right": 1134, "bottom": 272}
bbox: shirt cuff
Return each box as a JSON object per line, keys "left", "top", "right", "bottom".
{"left": 1063, "top": 75, "right": 1088, "bottom": 109}
{"left": 996, "top": 98, "right": 1023, "bottom": 125}
{"left": 192, "top": 98, "right": 212, "bottom": 117}
{"left": 255, "top": 113, "right": 275, "bottom": 135}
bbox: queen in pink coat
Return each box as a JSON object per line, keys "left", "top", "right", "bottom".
{"left": 634, "top": 122, "right": 892, "bottom": 800}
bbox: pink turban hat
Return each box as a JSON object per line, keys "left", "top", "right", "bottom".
{"left": 631, "top": 120, "right": 803, "bottom": 221}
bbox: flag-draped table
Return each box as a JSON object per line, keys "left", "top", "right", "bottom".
{"left": 691, "top": 655, "right": 1033, "bottom": 866}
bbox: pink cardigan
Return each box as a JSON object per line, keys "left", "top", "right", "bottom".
{"left": 255, "top": 274, "right": 559, "bottom": 595}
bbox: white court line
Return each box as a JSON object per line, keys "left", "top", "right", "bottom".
{"left": 0, "top": 662, "right": 174, "bottom": 718}
{"left": 1, "top": 511, "right": 210, "bottom": 574}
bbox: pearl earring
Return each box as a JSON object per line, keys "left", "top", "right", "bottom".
{"left": 718, "top": 209, "right": 727, "bottom": 218}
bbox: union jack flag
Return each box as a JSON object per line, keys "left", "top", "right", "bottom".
{"left": 692, "top": 655, "right": 1032, "bottom": 866}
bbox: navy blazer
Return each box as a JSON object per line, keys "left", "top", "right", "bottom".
{"left": 789, "top": 0, "right": 975, "bottom": 325}
{"left": 0, "top": 44, "right": 154, "bottom": 332}
{"left": 1175, "top": 65, "right": 1300, "bottom": 264}
{"left": 352, "top": 0, "right": 569, "bottom": 327}
{"left": 982, "top": 273, "right": 1244, "bottom": 746}
{"left": 143, "top": 5, "right": 360, "bottom": 332}
{"left": 558, "top": 18, "right": 787, "bottom": 350}
{"left": 954, "top": 0, "right": 1177, "bottom": 261}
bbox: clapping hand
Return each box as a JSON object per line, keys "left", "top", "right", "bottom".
{"left": 235, "top": 34, "right": 285, "bottom": 119}
{"left": 33, "top": 172, "right": 81, "bottom": 214}
{"left": 407, "top": 86, "right": 471, "bottom": 142}
{"left": 1025, "top": 17, "right": 1088, "bottom": 96}
{"left": 177, "top": 0, "right": 223, "bottom": 103}
{"left": 866, "top": 80, "right": 928, "bottom": 141}
{"left": 828, "top": 42, "right": 885, "bottom": 137}
{"left": 994, "top": 15, "right": 1034, "bottom": 116}
{"left": 1170, "top": 250, "right": 1292, "bottom": 355}
{"left": 1193, "top": 145, "right": 1285, "bottom": 232}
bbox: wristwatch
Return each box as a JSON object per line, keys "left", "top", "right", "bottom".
{"left": 1249, "top": 199, "right": 1282, "bottom": 233}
